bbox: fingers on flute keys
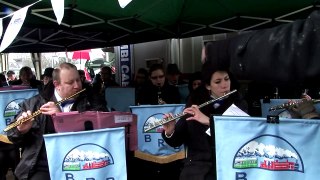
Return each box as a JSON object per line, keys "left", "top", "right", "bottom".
{"left": 21, "top": 111, "right": 33, "bottom": 120}
{"left": 183, "top": 106, "right": 196, "bottom": 116}
{"left": 16, "top": 111, "right": 34, "bottom": 133}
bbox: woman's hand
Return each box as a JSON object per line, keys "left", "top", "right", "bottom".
{"left": 162, "top": 113, "right": 175, "bottom": 136}
{"left": 183, "top": 105, "right": 210, "bottom": 126}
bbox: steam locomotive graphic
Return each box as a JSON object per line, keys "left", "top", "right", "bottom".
{"left": 234, "top": 157, "right": 299, "bottom": 171}
{"left": 233, "top": 135, "right": 304, "bottom": 172}
{"left": 62, "top": 144, "right": 114, "bottom": 171}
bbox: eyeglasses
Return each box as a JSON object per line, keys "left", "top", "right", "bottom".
{"left": 150, "top": 75, "right": 165, "bottom": 80}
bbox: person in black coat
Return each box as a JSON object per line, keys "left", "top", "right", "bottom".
{"left": 203, "top": 10, "right": 320, "bottom": 87}
{"left": 11, "top": 66, "right": 42, "bottom": 89}
{"left": 7, "top": 63, "right": 107, "bottom": 180}
{"left": 137, "top": 63, "right": 181, "bottom": 105}
{"left": 132, "top": 63, "right": 182, "bottom": 180}
{"left": 162, "top": 61, "right": 248, "bottom": 180}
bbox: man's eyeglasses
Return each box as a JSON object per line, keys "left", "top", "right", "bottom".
{"left": 150, "top": 75, "right": 165, "bottom": 80}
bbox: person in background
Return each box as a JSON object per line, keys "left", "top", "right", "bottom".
{"left": 162, "top": 61, "right": 248, "bottom": 180}
{"left": 11, "top": 66, "right": 42, "bottom": 89}
{"left": 134, "top": 63, "right": 182, "bottom": 180}
{"left": 129, "top": 68, "right": 149, "bottom": 104}
{"left": 287, "top": 94, "right": 320, "bottom": 119}
{"left": 6, "top": 63, "right": 108, "bottom": 180}
{"left": 0, "top": 74, "right": 8, "bottom": 87}
{"left": 131, "top": 68, "right": 149, "bottom": 87}
{"left": 91, "top": 66, "right": 118, "bottom": 110}
{"left": 42, "top": 68, "right": 54, "bottom": 86}
{"left": 92, "top": 66, "right": 118, "bottom": 93}
{"left": 188, "top": 71, "right": 202, "bottom": 94}
{"left": 78, "top": 70, "right": 92, "bottom": 88}
{"left": 137, "top": 63, "right": 181, "bottom": 105}
{"left": 77, "top": 69, "right": 107, "bottom": 110}
{"left": 166, "top": 63, "right": 187, "bottom": 86}
{"left": 6, "top": 70, "right": 17, "bottom": 85}
{"left": 98, "top": 66, "right": 118, "bottom": 88}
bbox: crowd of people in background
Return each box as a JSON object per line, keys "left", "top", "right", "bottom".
{"left": 0, "top": 56, "right": 319, "bottom": 180}
{"left": 0, "top": 62, "right": 205, "bottom": 180}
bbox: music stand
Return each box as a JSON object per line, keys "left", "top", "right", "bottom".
{"left": 51, "top": 111, "right": 137, "bottom": 151}
{"left": 105, "top": 87, "right": 135, "bottom": 112}
{"left": 52, "top": 111, "right": 99, "bottom": 132}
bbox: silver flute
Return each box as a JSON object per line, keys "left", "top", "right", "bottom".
{"left": 144, "top": 89, "right": 237, "bottom": 132}
{"left": 269, "top": 99, "right": 320, "bottom": 111}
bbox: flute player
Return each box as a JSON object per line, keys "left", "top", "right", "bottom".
{"left": 6, "top": 63, "right": 107, "bottom": 180}
{"left": 162, "top": 61, "right": 248, "bottom": 180}
{"left": 287, "top": 96, "right": 320, "bottom": 119}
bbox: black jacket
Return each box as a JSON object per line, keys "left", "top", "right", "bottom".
{"left": 162, "top": 86, "right": 247, "bottom": 180}
{"left": 6, "top": 86, "right": 105, "bottom": 180}
{"left": 137, "top": 81, "right": 181, "bottom": 105}
{"left": 206, "top": 10, "right": 320, "bottom": 86}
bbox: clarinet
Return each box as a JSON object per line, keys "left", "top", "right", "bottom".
{"left": 3, "top": 88, "right": 86, "bottom": 132}
{"left": 157, "top": 86, "right": 165, "bottom": 104}
{"left": 144, "top": 89, "right": 237, "bottom": 132}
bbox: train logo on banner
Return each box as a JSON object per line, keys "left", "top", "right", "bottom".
{"left": 3, "top": 98, "right": 24, "bottom": 125}
{"left": 233, "top": 134, "right": 304, "bottom": 172}
{"left": 143, "top": 113, "right": 164, "bottom": 133}
{"left": 62, "top": 143, "right": 114, "bottom": 171}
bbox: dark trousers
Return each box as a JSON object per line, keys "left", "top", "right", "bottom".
{"left": 0, "top": 144, "right": 20, "bottom": 180}
{"left": 127, "top": 153, "right": 182, "bottom": 180}
{"left": 28, "top": 171, "right": 50, "bottom": 180}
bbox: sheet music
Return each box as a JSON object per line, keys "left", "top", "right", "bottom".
{"left": 222, "top": 104, "right": 250, "bottom": 116}
{"left": 206, "top": 104, "right": 249, "bottom": 136}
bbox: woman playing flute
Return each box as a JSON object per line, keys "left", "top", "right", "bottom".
{"left": 162, "top": 61, "right": 248, "bottom": 180}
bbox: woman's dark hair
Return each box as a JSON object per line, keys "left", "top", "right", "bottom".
{"left": 201, "top": 61, "right": 239, "bottom": 90}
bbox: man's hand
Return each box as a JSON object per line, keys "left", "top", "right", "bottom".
{"left": 17, "top": 111, "right": 33, "bottom": 134}
{"left": 40, "top": 101, "right": 61, "bottom": 116}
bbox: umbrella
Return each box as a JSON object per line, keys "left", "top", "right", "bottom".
{"left": 72, "top": 49, "right": 91, "bottom": 60}
{"left": 72, "top": 49, "right": 92, "bottom": 81}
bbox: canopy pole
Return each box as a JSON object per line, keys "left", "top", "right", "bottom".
{"left": 31, "top": 53, "right": 42, "bottom": 80}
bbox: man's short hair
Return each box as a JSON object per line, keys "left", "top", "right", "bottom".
{"left": 52, "top": 63, "right": 77, "bottom": 83}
